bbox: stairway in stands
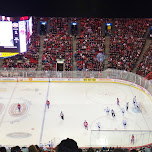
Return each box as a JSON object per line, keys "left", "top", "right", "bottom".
{"left": 0, "top": 59, "right": 3, "bottom": 69}
{"left": 72, "top": 36, "right": 77, "bottom": 71}
{"left": 37, "top": 35, "right": 45, "bottom": 71}
{"left": 104, "top": 36, "right": 110, "bottom": 70}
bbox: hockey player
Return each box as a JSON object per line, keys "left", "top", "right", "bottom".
{"left": 17, "top": 103, "right": 21, "bottom": 112}
{"left": 46, "top": 100, "right": 50, "bottom": 109}
{"left": 60, "top": 111, "right": 64, "bottom": 120}
{"left": 106, "top": 107, "right": 110, "bottom": 115}
{"left": 117, "top": 98, "right": 120, "bottom": 105}
{"left": 39, "top": 143, "right": 43, "bottom": 148}
{"left": 135, "top": 102, "right": 139, "bottom": 109}
{"left": 123, "top": 120, "right": 127, "bottom": 128}
{"left": 84, "top": 120, "right": 88, "bottom": 130}
{"left": 126, "top": 102, "right": 129, "bottom": 111}
{"left": 97, "top": 122, "right": 101, "bottom": 131}
{"left": 111, "top": 109, "right": 115, "bottom": 117}
{"left": 131, "top": 134, "right": 134, "bottom": 144}
{"left": 48, "top": 140, "right": 53, "bottom": 148}
{"left": 133, "top": 96, "right": 136, "bottom": 106}
{"left": 122, "top": 108, "right": 125, "bottom": 115}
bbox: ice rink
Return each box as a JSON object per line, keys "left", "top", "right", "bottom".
{"left": 0, "top": 82, "right": 152, "bottom": 148}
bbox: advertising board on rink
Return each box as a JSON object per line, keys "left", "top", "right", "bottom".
{"left": 83, "top": 78, "right": 96, "bottom": 82}
{"left": 17, "top": 78, "right": 49, "bottom": 82}
{"left": 0, "top": 77, "right": 151, "bottom": 99}
{"left": 0, "top": 77, "right": 17, "bottom": 82}
{"left": 96, "top": 78, "right": 112, "bottom": 82}
{"left": 50, "top": 78, "right": 83, "bottom": 82}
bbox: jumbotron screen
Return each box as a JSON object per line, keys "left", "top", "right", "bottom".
{"left": 0, "top": 21, "right": 14, "bottom": 47}
{"left": 0, "top": 16, "right": 32, "bottom": 58}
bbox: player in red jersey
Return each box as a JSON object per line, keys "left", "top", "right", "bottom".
{"left": 84, "top": 120, "right": 88, "bottom": 130}
{"left": 17, "top": 103, "right": 21, "bottom": 112}
{"left": 117, "top": 98, "right": 120, "bottom": 105}
{"left": 131, "top": 134, "right": 134, "bottom": 144}
{"left": 46, "top": 100, "right": 50, "bottom": 109}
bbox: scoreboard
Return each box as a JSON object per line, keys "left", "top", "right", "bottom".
{"left": 0, "top": 16, "right": 32, "bottom": 58}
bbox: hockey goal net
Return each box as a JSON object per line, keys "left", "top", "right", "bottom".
{"left": 90, "top": 130, "right": 152, "bottom": 147}
{"left": 139, "top": 102, "right": 146, "bottom": 113}
{"left": 139, "top": 102, "right": 143, "bottom": 112}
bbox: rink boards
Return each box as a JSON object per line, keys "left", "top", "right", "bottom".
{"left": 0, "top": 78, "right": 152, "bottom": 147}
{"left": 0, "top": 77, "right": 151, "bottom": 102}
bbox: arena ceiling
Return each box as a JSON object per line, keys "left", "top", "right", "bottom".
{"left": 0, "top": 0, "right": 150, "bottom": 17}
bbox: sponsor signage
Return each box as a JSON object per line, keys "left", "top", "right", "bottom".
{"left": 0, "top": 52, "right": 19, "bottom": 58}
{"left": 19, "top": 21, "right": 26, "bottom": 53}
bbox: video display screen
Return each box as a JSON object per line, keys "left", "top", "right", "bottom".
{"left": 0, "top": 21, "right": 14, "bottom": 47}
{"left": 0, "top": 16, "right": 33, "bottom": 56}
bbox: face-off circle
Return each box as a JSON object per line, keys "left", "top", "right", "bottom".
{"left": 86, "top": 84, "right": 127, "bottom": 104}
{"left": 9, "top": 103, "right": 27, "bottom": 117}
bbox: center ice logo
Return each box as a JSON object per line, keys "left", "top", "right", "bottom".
{"left": 9, "top": 103, "right": 27, "bottom": 117}
{"left": 7, "top": 132, "right": 32, "bottom": 138}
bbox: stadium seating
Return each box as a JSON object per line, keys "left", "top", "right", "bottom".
{"left": 42, "top": 17, "right": 73, "bottom": 71}
{"left": 136, "top": 42, "right": 152, "bottom": 77}
{"left": 108, "top": 18, "right": 149, "bottom": 71}
{"left": 1, "top": 17, "right": 152, "bottom": 77}
{"left": 75, "top": 18, "right": 105, "bottom": 71}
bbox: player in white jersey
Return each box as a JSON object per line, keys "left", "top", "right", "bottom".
{"left": 97, "top": 122, "right": 101, "bottom": 131}
{"left": 135, "top": 102, "right": 139, "bottom": 109}
{"left": 133, "top": 96, "right": 136, "bottom": 105}
{"left": 47, "top": 141, "right": 53, "bottom": 148}
{"left": 106, "top": 107, "right": 110, "bottom": 115}
{"left": 39, "top": 143, "right": 43, "bottom": 148}
{"left": 60, "top": 111, "right": 64, "bottom": 120}
{"left": 111, "top": 109, "right": 115, "bottom": 117}
{"left": 121, "top": 108, "right": 125, "bottom": 115}
{"left": 123, "top": 120, "right": 127, "bottom": 128}
{"left": 126, "top": 102, "right": 129, "bottom": 111}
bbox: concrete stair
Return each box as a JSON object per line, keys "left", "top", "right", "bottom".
{"left": 104, "top": 36, "right": 110, "bottom": 70}
{"left": 72, "top": 36, "right": 77, "bottom": 71}
{"left": 37, "top": 35, "right": 45, "bottom": 71}
{"left": 0, "top": 59, "right": 3, "bottom": 69}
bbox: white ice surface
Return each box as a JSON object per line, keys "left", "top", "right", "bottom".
{"left": 0, "top": 82, "right": 152, "bottom": 148}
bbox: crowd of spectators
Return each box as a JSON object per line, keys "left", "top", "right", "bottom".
{"left": 0, "top": 144, "right": 152, "bottom": 152}
{"left": 75, "top": 18, "right": 105, "bottom": 71}
{"left": 2, "top": 17, "right": 40, "bottom": 70}
{"left": 42, "top": 17, "right": 73, "bottom": 71}
{"left": 1, "top": 17, "right": 152, "bottom": 77}
{"left": 108, "top": 18, "right": 150, "bottom": 72}
{"left": 136, "top": 42, "right": 152, "bottom": 77}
